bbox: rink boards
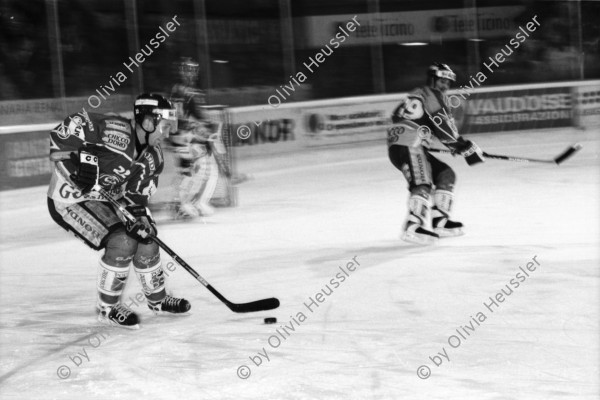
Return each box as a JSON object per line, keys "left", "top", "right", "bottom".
{"left": 0, "top": 80, "right": 599, "bottom": 191}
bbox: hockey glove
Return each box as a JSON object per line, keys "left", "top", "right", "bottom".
{"left": 453, "top": 139, "right": 485, "bottom": 166}
{"left": 125, "top": 205, "right": 157, "bottom": 243}
{"left": 69, "top": 145, "right": 100, "bottom": 194}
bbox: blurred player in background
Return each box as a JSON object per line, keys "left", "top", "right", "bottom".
{"left": 169, "top": 57, "right": 231, "bottom": 219}
{"left": 47, "top": 94, "right": 191, "bottom": 329}
{"left": 388, "top": 63, "right": 485, "bottom": 245}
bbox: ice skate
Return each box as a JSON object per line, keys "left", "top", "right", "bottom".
{"left": 176, "top": 203, "right": 200, "bottom": 220}
{"left": 432, "top": 211, "right": 464, "bottom": 237}
{"left": 432, "top": 191, "right": 464, "bottom": 237}
{"left": 195, "top": 201, "right": 215, "bottom": 217}
{"left": 148, "top": 294, "right": 191, "bottom": 315}
{"left": 402, "top": 219, "right": 439, "bottom": 245}
{"left": 97, "top": 303, "right": 140, "bottom": 330}
{"left": 401, "top": 193, "right": 439, "bottom": 245}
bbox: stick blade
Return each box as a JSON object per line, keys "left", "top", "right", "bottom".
{"left": 554, "top": 143, "right": 582, "bottom": 165}
{"left": 227, "top": 297, "right": 280, "bottom": 313}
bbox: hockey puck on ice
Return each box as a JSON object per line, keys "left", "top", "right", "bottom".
{"left": 264, "top": 317, "right": 277, "bottom": 324}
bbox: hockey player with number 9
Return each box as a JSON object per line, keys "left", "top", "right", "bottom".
{"left": 388, "top": 63, "right": 485, "bottom": 245}
{"left": 47, "top": 94, "right": 191, "bottom": 329}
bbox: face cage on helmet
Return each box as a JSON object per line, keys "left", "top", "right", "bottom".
{"left": 137, "top": 107, "right": 178, "bottom": 134}
{"left": 178, "top": 64, "right": 199, "bottom": 81}
{"left": 179, "top": 64, "right": 199, "bottom": 73}
{"left": 433, "top": 69, "right": 456, "bottom": 82}
{"left": 154, "top": 108, "right": 178, "bottom": 133}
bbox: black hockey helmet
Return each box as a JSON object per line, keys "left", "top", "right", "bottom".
{"left": 134, "top": 93, "right": 177, "bottom": 134}
{"left": 427, "top": 63, "right": 456, "bottom": 86}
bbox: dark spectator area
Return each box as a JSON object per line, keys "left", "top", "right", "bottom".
{"left": 0, "top": 0, "right": 598, "bottom": 110}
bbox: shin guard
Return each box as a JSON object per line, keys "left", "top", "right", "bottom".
{"left": 407, "top": 193, "right": 434, "bottom": 230}
{"left": 134, "top": 260, "right": 166, "bottom": 303}
{"left": 433, "top": 190, "right": 453, "bottom": 218}
{"left": 402, "top": 193, "right": 438, "bottom": 245}
{"left": 97, "top": 259, "right": 130, "bottom": 305}
{"left": 432, "top": 190, "right": 464, "bottom": 237}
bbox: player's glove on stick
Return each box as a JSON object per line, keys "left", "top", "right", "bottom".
{"left": 69, "top": 146, "right": 100, "bottom": 194}
{"left": 125, "top": 205, "right": 157, "bottom": 243}
{"left": 454, "top": 139, "right": 485, "bottom": 166}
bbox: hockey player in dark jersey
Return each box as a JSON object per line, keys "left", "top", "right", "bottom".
{"left": 388, "top": 63, "right": 485, "bottom": 245}
{"left": 47, "top": 93, "right": 191, "bottom": 329}
{"left": 169, "top": 57, "right": 228, "bottom": 218}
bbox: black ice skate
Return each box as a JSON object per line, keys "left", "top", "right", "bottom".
{"left": 148, "top": 295, "right": 191, "bottom": 315}
{"left": 432, "top": 209, "right": 464, "bottom": 238}
{"left": 401, "top": 195, "right": 439, "bottom": 245}
{"left": 97, "top": 303, "right": 140, "bottom": 330}
{"left": 402, "top": 220, "right": 439, "bottom": 245}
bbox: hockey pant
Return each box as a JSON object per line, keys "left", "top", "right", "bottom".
{"left": 48, "top": 198, "right": 123, "bottom": 250}
{"left": 388, "top": 145, "right": 455, "bottom": 193}
{"left": 48, "top": 198, "right": 167, "bottom": 304}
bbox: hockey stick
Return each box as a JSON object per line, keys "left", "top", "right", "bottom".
{"left": 97, "top": 187, "right": 280, "bottom": 313}
{"left": 427, "top": 143, "right": 582, "bottom": 165}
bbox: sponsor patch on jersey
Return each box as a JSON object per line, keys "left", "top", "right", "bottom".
{"left": 68, "top": 116, "right": 86, "bottom": 140}
{"left": 143, "top": 152, "right": 156, "bottom": 173}
{"left": 102, "top": 130, "right": 131, "bottom": 151}
{"left": 58, "top": 183, "right": 84, "bottom": 200}
{"left": 105, "top": 119, "right": 131, "bottom": 133}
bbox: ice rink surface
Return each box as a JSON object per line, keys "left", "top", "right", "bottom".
{"left": 0, "top": 127, "right": 598, "bottom": 400}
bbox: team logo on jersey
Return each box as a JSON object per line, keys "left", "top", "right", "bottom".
{"left": 53, "top": 123, "right": 70, "bottom": 140}
{"left": 99, "top": 174, "right": 120, "bottom": 187}
{"left": 102, "top": 130, "right": 130, "bottom": 151}
{"left": 68, "top": 116, "right": 86, "bottom": 140}
{"left": 143, "top": 152, "right": 155, "bottom": 172}
{"left": 417, "top": 125, "right": 431, "bottom": 139}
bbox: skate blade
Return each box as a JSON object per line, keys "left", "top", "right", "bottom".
{"left": 97, "top": 315, "right": 140, "bottom": 330}
{"left": 401, "top": 231, "right": 439, "bottom": 245}
{"left": 157, "top": 313, "right": 192, "bottom": 318}
{"left": 434, "top": 227, "right": 464, "bottom": 238}
{"left": 150, "top": 310, "right": 192, "bottom": 317}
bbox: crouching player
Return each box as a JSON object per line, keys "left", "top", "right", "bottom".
{"left": 388, "top": 63, "right": 485, "bottom": 245}
{"left": 47, "top": 94, "right": 191, "bottom": 329}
